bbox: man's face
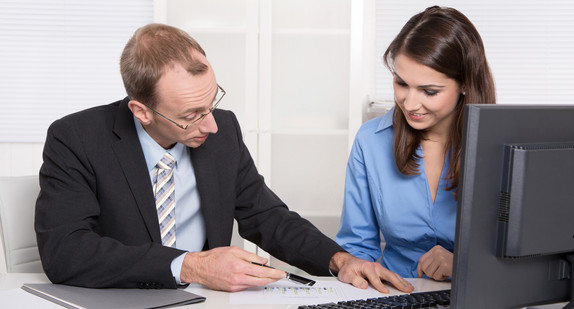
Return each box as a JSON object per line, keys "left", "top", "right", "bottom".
{"left": 145, "top": 52, "right": 219, "bottom": 149}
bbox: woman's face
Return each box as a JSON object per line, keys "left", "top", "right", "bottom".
{"left": 392, "top": 53, "right": 463, "bottom": 137}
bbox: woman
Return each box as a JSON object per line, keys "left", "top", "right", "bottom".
{"left": 336, "top": 6, "right": 496, "bottom": 281}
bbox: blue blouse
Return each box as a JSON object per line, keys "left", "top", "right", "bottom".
{"left": 336, "top": 109, "right": 457, "bottom": 278}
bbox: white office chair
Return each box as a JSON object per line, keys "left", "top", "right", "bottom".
{"left": 0, "top": 175, "right": 43, "bottom": 273}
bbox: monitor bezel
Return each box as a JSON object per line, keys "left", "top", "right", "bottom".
{"left": 451, "top": 104, "right": 574, "bottom": 308}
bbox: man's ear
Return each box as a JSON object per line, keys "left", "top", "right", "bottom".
{"left": 128, "top": 100, "right": 153, "bottom": 125}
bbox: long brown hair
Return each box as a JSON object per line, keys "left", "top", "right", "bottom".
{"left": 383, "top": 6, "right": 496, "bottom": 196}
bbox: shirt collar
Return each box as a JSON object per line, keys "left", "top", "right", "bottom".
{"left": 375, "top": 106, "right": 395, "bottom": 133}
{"left": 134, "top": 116, "right": 186, "bottom": 171}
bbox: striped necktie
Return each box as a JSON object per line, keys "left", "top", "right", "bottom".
{"left": 153, "top": 152, "right": 177, "bottom": 247}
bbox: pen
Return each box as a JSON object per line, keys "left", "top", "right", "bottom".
{"left": 251, "top": 262, "right": 316, "bottom": 286}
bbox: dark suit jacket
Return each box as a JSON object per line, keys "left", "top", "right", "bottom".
{"left": 35, "top": 97, "right": 342, "bottom": 289}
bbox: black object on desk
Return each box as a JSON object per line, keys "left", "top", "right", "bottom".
{"left": 251, "top": 262, "right": 316, "bottom": 286}
{"left": 298, "top": 288, "right": 451, "bottom": 309}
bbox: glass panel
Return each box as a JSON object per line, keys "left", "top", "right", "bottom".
{"left": 166, "top": 0, "right": 247, "bottom": 28}
{"left": 272, "top": 0, "right": 350, "bottom": 30}
{"left": 270, "top": 133, "right": 347, "bottom": 215}
{"left": 271, "top": 33, "right": 350, "bottom": 131}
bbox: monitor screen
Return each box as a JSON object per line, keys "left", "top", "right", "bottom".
{"left": 451, "top": 104, "right": 574, "bottom": 308}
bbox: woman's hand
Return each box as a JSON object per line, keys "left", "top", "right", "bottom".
{"left": 416, "top": 245, "right": 453, "bottom": 281}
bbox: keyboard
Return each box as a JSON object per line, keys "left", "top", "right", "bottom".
{"left": 298, "top": 289, "right": 451, "bottom": 309}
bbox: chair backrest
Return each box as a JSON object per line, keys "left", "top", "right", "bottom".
{"left": 0, "top": 175, "right": 43, "bottom": 273}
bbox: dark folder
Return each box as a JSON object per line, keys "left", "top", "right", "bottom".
{"left": 21, "top": 283, "right": 205, "bottom": 308}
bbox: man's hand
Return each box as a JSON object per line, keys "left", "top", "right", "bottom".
{"left": 179, "top": 246, "right": 286, "bottom": 292}
{"left": 329, "top": 251, "right": 414, "bottom": 293}
{"left": 416, "top": 245, "right": 453, "bottom": 281}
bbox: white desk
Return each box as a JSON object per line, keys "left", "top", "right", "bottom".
{"left": 0, "top": 273, "right": 451, "bottom": 308}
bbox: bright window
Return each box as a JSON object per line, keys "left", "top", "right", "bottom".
{"left": 375, "top": 1, "right": 574, "bottom": 105}
{"left": 0, "top": 0, "right": 153, "bottom": 142}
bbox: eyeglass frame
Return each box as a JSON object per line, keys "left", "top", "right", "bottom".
{"left": 143, "top": 84, "right": 226, "bottom": 130}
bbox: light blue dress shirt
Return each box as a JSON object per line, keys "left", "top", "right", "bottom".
{"left": 134, "top": 118, "right": 206, "bottom": 283}
{"left": 336, "top": 108, "right": 457, "bottom": 278}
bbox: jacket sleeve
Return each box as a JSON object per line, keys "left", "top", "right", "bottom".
{"left": 221, "top": 111, "right": 344, "bottom": 275}
{"left": 35, "top": 117, "right": 186, "bottom": 289}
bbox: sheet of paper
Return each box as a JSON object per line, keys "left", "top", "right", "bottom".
{"left": 0, "top": 288, "right": 61, "bottom": 309}
{"left": 229, "top": 278, "right": 387, "bottom": 305}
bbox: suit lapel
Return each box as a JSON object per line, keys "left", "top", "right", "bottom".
{"left": 111, "top": 99, "right": 161, "bottom": 243}
{"left": 190, "top": 144, "right": 222, "bottom": 249}
{"left": 108, "top": 99, "right": 225, "bottom": 247}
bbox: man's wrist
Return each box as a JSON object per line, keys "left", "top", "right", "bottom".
{"left": 329, "top": 250, "right": 350, "bottom": 276}
{"left": 179, "top": 251, "right": 199, "bottom": 284}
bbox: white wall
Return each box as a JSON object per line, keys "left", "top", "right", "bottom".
{"left": 0, "top": 0, "right": 153, "bottom": 177}
{"left": 0, "top": 2, "right": 368, "bottom": 250}
{"left": 157, "top": 0, "right": 364, "bottom": 220}
{"left": 0, "top": 144, "right": 43, "bottom": 177}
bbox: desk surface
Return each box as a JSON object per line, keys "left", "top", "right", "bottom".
{"left": 0, "top": 273, "right": 451, "bottom": 309}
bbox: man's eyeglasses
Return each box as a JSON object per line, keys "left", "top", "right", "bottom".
{"left": 144, "top": 84, "right": 225, "bottom": 130}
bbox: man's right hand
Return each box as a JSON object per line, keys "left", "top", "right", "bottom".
{"left": 179, "top": 246, "right": 286, "bottom": 292}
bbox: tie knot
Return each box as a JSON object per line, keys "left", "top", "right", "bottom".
{"left": 157, "top": 152, "right": 176, "bottom": 170}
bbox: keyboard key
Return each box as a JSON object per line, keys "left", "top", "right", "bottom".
{"left": 298, "top": 289, "right": 450, "bottom": 309}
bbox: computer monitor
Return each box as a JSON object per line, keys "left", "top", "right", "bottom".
{"left": 451, "top": 104, "right": 574, "bottom": 308}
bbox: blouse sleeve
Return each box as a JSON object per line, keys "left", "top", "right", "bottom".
{"left": 336, "top": 134, "right": 383, "bottom": 262}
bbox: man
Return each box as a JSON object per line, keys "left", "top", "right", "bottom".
{"left": 35, "top": 23, "right": 414, "bottom": 293}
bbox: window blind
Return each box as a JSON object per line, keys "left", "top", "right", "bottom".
{"left": 0, "top": 0, "right": 153, "bottom": 142}
{"left": 375, "top": 1, "right": 574, "bottom": 105}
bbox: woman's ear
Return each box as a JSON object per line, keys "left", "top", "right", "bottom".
{"left": 128, "top": 100, "right": 153, "bottom": 125}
